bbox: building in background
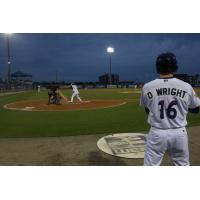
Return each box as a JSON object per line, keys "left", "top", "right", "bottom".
{"left": 99, "top": 73, "right": 119, "bottom": 84}
{"left": 175, "top": 74, "right": 199, "bottom": 86}
{"left": 0, "top": 70, "right": 33, "bottom": 91}
{"left": 174, "top": 74, "right": 189, "bottom": 82}
{"left": 11, "top": 71, "right": 32, "bottom": 80}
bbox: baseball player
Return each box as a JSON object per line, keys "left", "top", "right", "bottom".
{"left": 37, "top": 85, "right": 41, "bottom": 92}
{"left": 140, "top": 52, "right": 200, "bottom": 166}
{"left": 70, "top": 83, "right": 82, "bottom": 103}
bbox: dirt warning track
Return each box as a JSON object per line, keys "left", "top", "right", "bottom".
{"left": 4, "top": 99, "right": 127, "bottom": 111}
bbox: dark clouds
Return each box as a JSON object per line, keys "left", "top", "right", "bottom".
{"left": 0, "top": 33, "right": 200, "bottom": 82}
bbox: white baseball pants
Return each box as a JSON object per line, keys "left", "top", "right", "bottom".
{"left": 71, "top": 92, "right": 82, "bottom": 102}
{"left": 144, "top": 127, "right": 189, "bottom": 166}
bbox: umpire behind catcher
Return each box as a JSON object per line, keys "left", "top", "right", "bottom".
{"left": 140, "top": 52, "right": 200, "bottom": 166}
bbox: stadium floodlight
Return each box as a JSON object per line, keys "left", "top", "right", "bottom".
{"left": 106, "top": 47, "right": 114, "bottom": 86}
{"left": 107, "top": 47, "right": 114, "bottom": 53}
{"left": 6, "top": 33, "right": 12, "bottom": 85}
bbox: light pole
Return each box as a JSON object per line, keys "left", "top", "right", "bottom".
{"left": 6, "top": 33, "right": 12, "bottom": 84}
{"left": 107, "top": 47, "right": 114, "bottom": 85}
{"left": 55, "top": 70, "right": 58, "bottom": 83}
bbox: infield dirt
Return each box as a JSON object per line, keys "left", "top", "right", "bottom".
{"left": 4, "top": 99, "right": 126, "bottom": 111}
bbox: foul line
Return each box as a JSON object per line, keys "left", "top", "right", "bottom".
{"left": 0, "top": 91, "right": 25, "bottom": 96}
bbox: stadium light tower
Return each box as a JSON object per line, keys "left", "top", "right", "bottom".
{"left": 107, "top": 46, "right": 114, "bottom": 85}
{"left": 6, "top": 33, "right": 12, "bottom": 84}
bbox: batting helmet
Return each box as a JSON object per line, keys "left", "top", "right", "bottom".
{"left": 156, "top": 52, "right": 178, "bottom": 73}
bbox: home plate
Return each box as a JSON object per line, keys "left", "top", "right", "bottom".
{"left": 97, "top": 133, "right": 147, "bottom": 158}
{"left": 82, "top": 100, "right": 91, "bottom": 103}
{"left": 23, "top": 106, "right": 35, "bottom": 111}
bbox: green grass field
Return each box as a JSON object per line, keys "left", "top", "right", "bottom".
{"left": 0, "top": 88, "right": 200, "bottom": 138}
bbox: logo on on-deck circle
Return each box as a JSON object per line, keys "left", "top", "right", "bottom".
{"left": 97, "top": 133, "right": 146, "bottom": 158}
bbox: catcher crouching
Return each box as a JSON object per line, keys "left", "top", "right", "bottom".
{"left": 48, "top": 86, "right": 68, "bottom": 105}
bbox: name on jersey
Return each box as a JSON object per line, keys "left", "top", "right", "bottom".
{"left": 147, "top": 88, "right": 187, "bottom": 99}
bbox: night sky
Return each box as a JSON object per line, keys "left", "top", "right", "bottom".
{"left": 0, "top": 33, "right": 200, "bottom": 83}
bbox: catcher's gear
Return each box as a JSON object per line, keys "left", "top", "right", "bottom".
{"left": 48, "top": 86, "right": 61, "bottom": 105}
{"left": 156, "top": 52, "right": 178, "bottom": 73}
{"left": 48, "top": 91, "right": 61, "bottom": 104}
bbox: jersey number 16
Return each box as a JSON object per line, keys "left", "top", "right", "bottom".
{"left": 158, "top": 100, "right": 178, "bottom": 119}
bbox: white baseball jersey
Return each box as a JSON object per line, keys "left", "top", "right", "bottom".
{"left": 72, "top": 85, "right": 79, "bottom": 94}
{"left": 140, "top": 78, "right": 200, "bottom": 129}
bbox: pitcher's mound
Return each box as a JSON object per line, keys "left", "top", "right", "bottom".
{"left": 4, "top": 99, "right": 126, "bottom": 111}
